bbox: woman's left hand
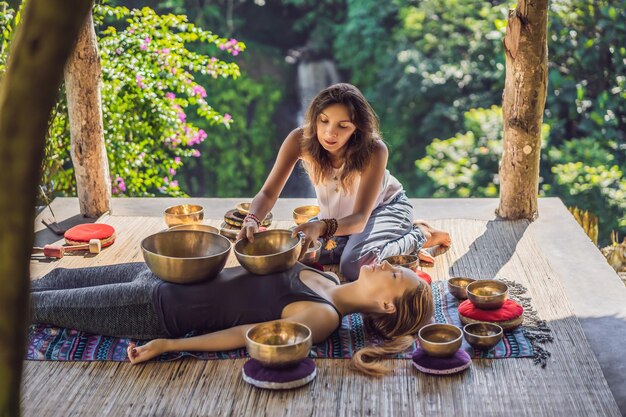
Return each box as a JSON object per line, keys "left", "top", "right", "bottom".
{"left": 292, "top": 220, "right": 326, "bottom": 253}
{"left": 127, "top": 339, "right": 166, "bottom": 364}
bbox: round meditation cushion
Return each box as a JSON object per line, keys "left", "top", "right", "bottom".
{"left": 411, "top": 347, "right": 471, "bottom": 375}
{"left": 242, "top": 358, "right": 316, "bottom": 389}
{"left": 458, "top": 299, "right": 524, "bottom": 331}
{"left": 416, "top": 270, "right": 432, "bottom": 285}
{"left": 64, "top": 224, "right": 116, "bottom": 247}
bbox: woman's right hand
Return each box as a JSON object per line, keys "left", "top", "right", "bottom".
{"left": 127, "top": 339, "right": 166, "bottom": 365}
{"left": 236, "top": 219, "right": 259, "bottom": 242}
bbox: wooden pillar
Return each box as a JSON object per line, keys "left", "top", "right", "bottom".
{"left": 496, "top": 0, "right": 549, "bottom": 220}
{"left": 65, "top": 10, "right": 111, "bottom": 218}
{"left": 0, "top": 2, "right": 92, "bottom": 416}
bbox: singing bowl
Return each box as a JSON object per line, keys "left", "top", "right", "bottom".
{"left": 447, "top": 277, "right": 476, "bottom": 300}
{"left": 163, "top": 204, "right": 204, "bottom": 227}
{"left": 167, "top": 223, "right": 219, "bottom": 235}
{"left": 236, "top": 202, "right": 251, "bottom": 216}
{"left": 466, "top": 280, "right": 508, "bottom": 310}
{"left": 293, "top": 205, "right": 320, "bottom": 225}
{"left": 383, "top": 254, "right": 419, "bottom": 271}
{"left": 418, "top": 323, "right": 463, "bottom": 358}
{"left": 299, "top": 240, "right": 322, "bottom": 266}
{"left": 463, "top": 323, "right": 503, "bottom": 351}
{"left": 245, "top": 321, "right": 312, "bottom": 368}
{"left": 141, "top": 230, "right": 231, "bottom": 284}
{"left": 234, "top": 229, "right": 302, "bottom": 275}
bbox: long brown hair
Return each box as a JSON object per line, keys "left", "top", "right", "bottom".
{"left": 351, "top": 279, "right": 434, "bottom": 376}
{"left": 301, "top": 83, "right": 381, "bottom": 193}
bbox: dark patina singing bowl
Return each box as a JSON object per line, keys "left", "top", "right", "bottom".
{"left": 463, "top": 323, "right": 503, "bottom": 350}
{"left": 141, "top": 230, "right": 231, "bottom": 284}
{"left": 245, "top": 321, "right": 312, "bottom": 368}
{"left": 447, "top": 277, "right": 477, "bottom": 300}
{"left": 466, "top": 280, "right": 508, "bottom": 310}
{"left": 418, "top": 323, "right": 463, "bottom": 357}
{"left": 383, "top": 254, "right": 419, "bottom": 271}
{"left": 234, "top": 229, "right": 302, "bottom": 275}
{"left": 163, "top": 204, "right": 204, "bottom": 227}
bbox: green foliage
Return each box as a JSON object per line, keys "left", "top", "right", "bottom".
{"left": 0, "top": 1, "right": 17, "bottom": 79}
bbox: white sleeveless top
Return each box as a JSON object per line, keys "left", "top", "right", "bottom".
{"left": 312, "top": 165, "right": 403, "bottom": 220}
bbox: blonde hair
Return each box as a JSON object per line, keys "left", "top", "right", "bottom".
{"left": 301, "top": 83, "right": 380, "bottom": 193}
{"left": 351, "top": 280, "right": 434, "bottom": 376}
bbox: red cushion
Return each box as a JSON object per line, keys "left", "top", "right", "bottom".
{"left": 416, "top": 270, "right": 432, "bottom": 285}
{"left": 64, "top": 224, "right": 115, "bottom": 242}
{"left": 458, "top": 299, "right": 523, "bottom": 322}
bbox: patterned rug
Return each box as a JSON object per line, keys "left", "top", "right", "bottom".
{"left": 26, "top": 279, "right": 551, "bottom": 363}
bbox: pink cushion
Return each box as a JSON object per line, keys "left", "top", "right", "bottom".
{"left": 458, "top": 299, "right": 523, "bottom": 322}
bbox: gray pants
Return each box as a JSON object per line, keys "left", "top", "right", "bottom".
{"left": 31, "top": 263, "right": 168, "bottom": 339}
{"left": 318, "top": 192, "right": 426, "bottom": 281}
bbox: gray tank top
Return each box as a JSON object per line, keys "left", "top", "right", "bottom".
{"left": 152, "top": 263, "right": 341, "bottom": 337}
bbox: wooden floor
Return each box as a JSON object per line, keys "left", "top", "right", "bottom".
{"left": 23, "top": 214, "right": 622, "bottom": 416}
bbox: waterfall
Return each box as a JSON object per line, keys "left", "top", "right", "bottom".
{"left": 296, "top": 59, "right": 340, "bottom": 124}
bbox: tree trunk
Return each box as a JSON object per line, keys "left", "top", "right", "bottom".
{"left": 496, "top": 0, "right": 549, "bottom": 220}
{"left": 0, "top": 2, "right": 92, "bottom": 416}
{"left": 65, "top": 11, "right": 111, "bottom": 218}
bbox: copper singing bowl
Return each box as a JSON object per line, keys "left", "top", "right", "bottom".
{"left": 141, "top": 230, "right": 231, "bottom": 284}
{"left": 234, "top": 229, "right": 302, "bottom": 275}
{"left": 418, "top": 323, "right": 463, "bottom": 358}
{"left": 293, "top": 205, "right": 320, "bottom": 225}
{"left": 245, "top": 321, "right": 312, "bottom": 368}
{"left": 466, "top": 280, "right": 508, "bottom": 310}
{"left": 447, "top": 277, "right": 476, "bottom": 300}
{"left": 383, "top": 254, "right": 419, "bottom": 270}
{"left": 463, "top": 323, "right": 503, "bottom": 351}
{"left": 300, "top": 240, "right": 322, "bottom": 266}
{"left": 167, "top": 223, "right": 219, "bottom": 235}
{"left": 163, "top": 204, "right": 204, "bottom": 227}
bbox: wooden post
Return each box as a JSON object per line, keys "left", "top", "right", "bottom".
{"left": 65, "top": 10, "right": 111, "bottom": 218}
{"left": 0, "top": 2, "right": 92, "bottom": 416}
{"left": 496, "top": 0, "right": 549, "bottom": 220}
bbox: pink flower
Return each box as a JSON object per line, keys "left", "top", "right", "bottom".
{"left": 136, "top": 74, "right": 145, "bottom": 89}
{"left": 161, "top": 48, "right": 170, "bottom": 55}
{"left": 177, "top": 111, "right": 186, "bottom": 123}
{"left": 165, "top": 92, "right": 176, "bottom": 100}
{"left": 163, "top": 176, "right": 169, "bottom": 184}
{"left": 139, "top": 152, "right": 146, "bottom": 159}
{"left": 224, "top": 113, "right": 232, "bottom": 121}
{"left": 232, "top": 50, "right": 239, "bottom": 56}
{"left": 191, "top": 149, "right": 201, "bottom": 157}
{"left": 174, "top": 156, "right": 181, "bottom": 164}
{"left": 140, "top": 37, "right": 151, "bottom": 50}
{"left": 192, "top": 85, "right": 207, "bottom": 98}
{"left": 169, "top": 168, "right": 176, "bottom": 175}
{"left": 170, "top": 180, "right": 179, "bottom": 188}
{"left": 112, "top": 176, "right": 126, "bottom": 195}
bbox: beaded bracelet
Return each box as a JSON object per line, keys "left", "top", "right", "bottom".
{"left": 244, "top": 213, "right": 261, "bottom": 228}
{"left": 320, "top": 218, "right": 338, "bottom": 240}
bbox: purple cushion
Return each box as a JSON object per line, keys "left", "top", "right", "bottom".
{"left": 411, "top": 348, "right": 472, "bottom": 375}
{"left": 242, "top": 358, "right": 316, "bottom": 389}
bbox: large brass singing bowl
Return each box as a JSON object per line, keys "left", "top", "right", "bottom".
{"left": 466, "top": 280, "right": 508, "bottom": 310}
{"left": 293, "top": 205, "right": 320, "bottom": 225}
{"left": 418, "top": 323, "right": 463, "bottom": 357}
{"left": 163, "top": 204, "right": 204, "bottom": 227}
{"left": 141, "top": 230, "right": 231, "bottom": 284}
{"left": 167, "top": 223, "right": 219, "bottom": 235}
{"left": 447, "top": 277, "right": 476, "bottom": 300}
{"left": 234, "top": 229, "right": 302, "bottom": 275}
{"left": 245, "top": 321, "right": 312, "bottom": 368}
{"left": 463, "top": 323, "right": 503, "bottom": 351}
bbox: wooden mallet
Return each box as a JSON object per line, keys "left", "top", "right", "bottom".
{"left": 33, "top": 239, "right": 102, "bottom": 259}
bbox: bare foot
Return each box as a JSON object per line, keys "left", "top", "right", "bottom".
{"left": 414, "top": 220, "right": 451, "bottom": 249}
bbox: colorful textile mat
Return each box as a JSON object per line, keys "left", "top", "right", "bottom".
{"left": 25, "top": 281, "right": 540, "bottom": 362}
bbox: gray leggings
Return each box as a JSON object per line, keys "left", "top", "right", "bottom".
{"left": 31, "top": 263, "right": 168, "bottom": 339}
{"left": 318, "top": 192, "right": 426, "bottom": 281}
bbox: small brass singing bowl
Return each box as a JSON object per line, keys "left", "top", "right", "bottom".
{"left": 245, "top": 321, "right": 312, "bottom": 368}
{"left": 466, "top": 280, "right": 508, "bottom": 310}
{"left": 141, "top": 230, "right": 231, "bottom": 284}
{"left": 163, "top": 204, "right": 204, "bottom": 227}
{"left": 236, "top": 202, "right": 251, "bottom": 216}
{"left": 234, "top": 229, "right": 302, "bottom": 275}
{"left": 167, "top": 223, "right": 219, "bottom": 235}
{"left": 463, "top": 323, "right": 503, "bottom": 351}
{"left": 382, "top": 255, "right": 419, "bottom": 271}
{"left": 300, "top": 240, "right": 322, "bottom": 266}
{"left": 447, "top": 277, "right": 477, "bottom": 300}
{"left": 418, "top": 323, "right": 463, "bottom": 358}
{"left": 293, "top": 205, "right": 321, "bottom": 226}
